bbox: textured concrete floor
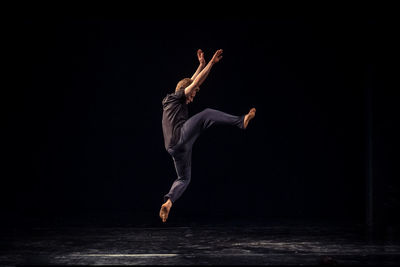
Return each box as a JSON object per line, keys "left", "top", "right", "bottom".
{"left": 1, "top": 221, "right": 400, "bottom": 266}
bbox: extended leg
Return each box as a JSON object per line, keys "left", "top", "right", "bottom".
{"left": 180, "top": 108, "right": 246, "bottom": 147}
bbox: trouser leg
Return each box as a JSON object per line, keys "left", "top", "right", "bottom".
{"left": 164, "top": 149, "right": 192, "bottom": 203}
{"left": 180, "top": 108, "right": 245, "bottom": 147}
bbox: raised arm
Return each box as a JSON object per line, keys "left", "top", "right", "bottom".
{"left": 185, "top": 49, "right": 223, "bottom": 97}
{"left": 190, "top": 49, "right": 206, "bottom": 80}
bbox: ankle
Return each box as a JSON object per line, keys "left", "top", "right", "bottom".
{"left": 165, "top": 199, "right": 173, "bottom": 207}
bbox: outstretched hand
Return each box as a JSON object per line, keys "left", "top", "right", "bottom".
{"left": 197, "top": 49, "right": 206, "bottom": 66}
{"left": 211, "top": 49, "right": 223, "bottom": 64}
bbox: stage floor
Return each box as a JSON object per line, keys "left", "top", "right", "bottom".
{"left": 1, "top": 219, "right": 400, "bottom": 266}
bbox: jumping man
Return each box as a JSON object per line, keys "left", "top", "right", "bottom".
{"left": 160, "top": 49, "right": 256, "bottom": 222}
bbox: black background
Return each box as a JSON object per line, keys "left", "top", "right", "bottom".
{"left": 3, "top": 4, "right": 399, "bottom": 227}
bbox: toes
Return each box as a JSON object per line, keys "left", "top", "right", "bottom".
{"left": 160, "top": 205, "right": 169, "bottom": 223}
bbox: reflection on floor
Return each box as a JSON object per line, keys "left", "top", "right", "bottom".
{"left": 1, "top": 217, "right": 400, "bottom": 265}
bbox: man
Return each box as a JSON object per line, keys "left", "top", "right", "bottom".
{"left": 160, "top": 48, "right": 256, "bottom": 223}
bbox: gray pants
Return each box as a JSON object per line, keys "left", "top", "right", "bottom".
{"left": 164, "top": 108, "right": 245, "bottom": 203}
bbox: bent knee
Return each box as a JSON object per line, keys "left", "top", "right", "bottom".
{"left": 201, "top": 108, "right": 218, "bottom": 118}
{"left": 177, "top": 175, "right": 191, "bottom": 183}
{"left": 203, "top": 108, "right": 215, "bottom": 113}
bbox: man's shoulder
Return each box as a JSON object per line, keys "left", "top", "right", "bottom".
{"left": 162, "top": 93, "right": 174, "bottom": 106}
{"left": 162, "top": 90, "right": 185, "bottom": 105}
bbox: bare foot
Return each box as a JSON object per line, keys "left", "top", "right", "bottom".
{"left": 244, "top": 108, "right": 256, "bottom": 129}
{"left": 159, "top": 199, "right": 172, "bottom": 223}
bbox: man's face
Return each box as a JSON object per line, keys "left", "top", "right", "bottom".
{"left": 186, "top": 86, "right": 200, "bottom": 104}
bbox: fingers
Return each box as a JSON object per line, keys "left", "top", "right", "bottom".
{"left": 213, "top": 49, "right": 223, "bottom": 60}
{"left": 211, "top": 49, "right": 223, "bottom": 63}
{"left": 197, "top": 49, "right": 205, "bottom": 62}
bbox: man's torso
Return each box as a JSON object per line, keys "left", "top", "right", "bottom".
{"left": 161, "top": 89, "right": 188, "bottom": 150}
